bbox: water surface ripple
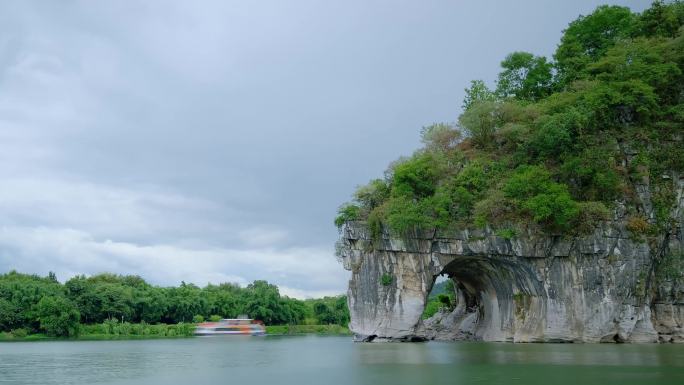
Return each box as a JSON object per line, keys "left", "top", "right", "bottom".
{"left": 1, "top": 336, "right": 683, "bottom": 385}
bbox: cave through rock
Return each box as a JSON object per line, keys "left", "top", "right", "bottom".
{"left": 421, "top": 255, "right": 545, "bottom": 342}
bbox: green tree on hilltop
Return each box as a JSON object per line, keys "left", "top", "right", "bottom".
{"left": 554, "top": 5, "right": 635, "bottom": 85}
{"left": 462, "top": 80, "right": 495, "bottom": 111}
{"left": 496, "top": 52, "right": 554, "bottom": 101}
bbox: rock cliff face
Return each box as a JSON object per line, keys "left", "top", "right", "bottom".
{"left": 337, "top": 176, "right": 683, "bottom": 343}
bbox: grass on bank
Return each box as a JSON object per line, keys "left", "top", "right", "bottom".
{"left": 265, "top": 324, "right": 351, "bottom": 335}
{"left": 0, "top": 332, "right": 53, "bottom": 341}
{"left": 0, "top": 321, "right": 195, "bottom": 341}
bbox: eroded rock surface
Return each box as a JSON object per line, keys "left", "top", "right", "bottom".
{"left": 337, "top": 177, "right": 683, "bottom": 343}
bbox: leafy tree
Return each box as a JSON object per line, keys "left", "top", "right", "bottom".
{"left": 634, "top": 0, "right": 684, "bottom": 38}
{"left": 334, "top": 203, "right": 361, "bottom": 228}
{"left": 384, "top": 195, "right": 432, "bottom": 233}
{"left": 166, "top": 283, "right": 206, "bottom": 323}
{"left": 420, "top": 123, "right": 462, "bottom": 153}
{"left": 391, "top": 152, "right": 442, "bottom": 200}
{"left": 0, "top": 271, "right": 64, "bottom": 332}
{"left": 422, "top": 298, "right": 442, "bottom": 319}
{"left": 462, "top": 80, "right": 495, "bottom": 111}
{"left": 205, "top": 283, "right": 240, "bottom": 318}
{"left": 415, "top": 160, "right": 500, "bottom": 229}
{"left": 36, "top": 296, "right": 80, "bottom": 337}
{"left": 279, "top": 297, "right": 306, "bottom": 325}
{"left": 65, "top": 275, "right": 100, "bottom": 323}
{"left": 243, "top": 280, "right": 283, "bottom": 324}
{"left": 422, "top": 292, "right": 454, "bottom": 319}
{"left": 305, "top": 296, "right": 350, "bottom": 325}
{"left": 554, "top": 5, "right": 636, "bottom": 85}
{"left": 495, "top": 52, "right": 554, "bottom": 100}
{"left": 587, "top": 37, "right": 682, "bottom": 105}
{"left": 335, "top": 179, "right": 391, "bottom": 229}
{"left": 133, "top": 287, "right": 168, "bottom": 323}
{"left": 438, "top": 294, "right": 453, "bottom": 309}
{"left": 559, "top": 150, "right": 621, "bottom": 202}
{"left": 458, "top": 100, "right": 500, "bottom": 147}
{"left": 526, "top": 110, "right": 583, "bottom": 159}
{"left": 354, "top": 179, "right": 390, "bottom": 211}
{"left": 458, "top": 100, "right": 532, "bottom": 149}
{"left": 504, "top": 166, "right": 579, "bottom": 230}
{"left": 96, "top": 283, "right": 133, "bottom": 321}
{"left": 333, "top": 296, "right": 350, "bottom": 325}
{"left": 313, "top": 302, "right": 334, "bottom": 324}
{"left": 0, "top": 298, "right": 20, "bottom": 331}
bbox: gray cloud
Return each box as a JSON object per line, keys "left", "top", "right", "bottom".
{"left": 0, "top": 0, "right": 649, "bottom": 297}
{"left": 0, "top": 226, "right": 344, "bottom": 298}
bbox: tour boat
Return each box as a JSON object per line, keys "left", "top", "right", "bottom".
{"left": 194, "top": 318, "right": 266, "bottom": 336}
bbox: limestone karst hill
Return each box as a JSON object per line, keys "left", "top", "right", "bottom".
{"left": 335, "top": 2, "right": 684, "bottom": 343}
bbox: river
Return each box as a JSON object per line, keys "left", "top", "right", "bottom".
{"left": 1, "top": 336, "right": 683, "bottom": 385}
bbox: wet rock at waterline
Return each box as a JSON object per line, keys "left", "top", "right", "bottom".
{"left": 337, "top": 178, "right": 683, "bottom": 343}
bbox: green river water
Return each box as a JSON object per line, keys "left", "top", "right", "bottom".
{"left": 1, "top": 336, "right": 683, "bottom": 385}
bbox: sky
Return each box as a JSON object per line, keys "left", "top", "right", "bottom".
{"left": 0, "top": 0, "right": 650, "bottom": 298}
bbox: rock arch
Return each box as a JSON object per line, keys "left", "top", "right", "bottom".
{"left": 425, "top": 255, "right": 549, "bottom": 342}
{"left": 338, "top": 222, "right": 681, "bottom": 342}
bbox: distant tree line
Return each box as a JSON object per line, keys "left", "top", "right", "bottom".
{"left": 0, "top": 271, "right": 349, "bottom": 337}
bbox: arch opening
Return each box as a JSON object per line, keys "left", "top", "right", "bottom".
{"left": 421, "top": 255, "right": 546, "bottom": 342}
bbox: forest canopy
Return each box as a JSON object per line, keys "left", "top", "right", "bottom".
{"left": 0, "top": 271, "right": 349, "bottom": 337}
{"left": 336, "top": 1, "right": 684, "bottom": 238}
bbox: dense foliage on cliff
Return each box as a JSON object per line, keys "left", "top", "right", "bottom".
{"left": 336, "top": 1, "right": 684, "bottom": 237}
{"left": 0, "top": 271, "right": 349, "bottom": 337}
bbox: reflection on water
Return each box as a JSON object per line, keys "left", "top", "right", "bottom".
{"left": 357, "top": 341, "right": 442, "bottom": 364}
{"left": 1, "top": 336, "right": 683, "bottom": 385}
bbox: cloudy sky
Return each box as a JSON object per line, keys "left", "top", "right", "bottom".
{"left": 0, "top": 0, "right": 649, "bottom": 298}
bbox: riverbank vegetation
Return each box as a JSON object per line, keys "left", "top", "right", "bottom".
{"left": 265, "top": 324, "right": 352, "bottom": 335}
{"left": 0, "top": 321, "right": 195, "bottom": 341}
{"left": 422, "top": 280, "right": 456, "bottom": 319}
{"left": 335, "top": 1, "right": 684, "bottom": 240}
{"left": 0, "top": 271, "right": 349, "bottom": 339}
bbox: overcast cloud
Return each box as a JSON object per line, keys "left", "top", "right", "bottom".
{"left": 0, "top": 0, "right": 649, "bottom": 298}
